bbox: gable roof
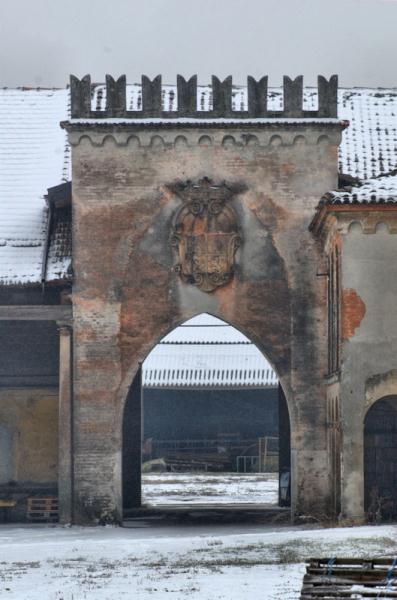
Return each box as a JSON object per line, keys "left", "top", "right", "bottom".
{"left": 142, "top": 314, "right": 278, "bottom": 388}
{"left": 159, "top": 313, "right": 252, "bottom": 345}
{"left": 2, "top": 85, "right": 397, "bottom": 285}
{"left": 0, "top": 88, "right": 70, "bottom": 285}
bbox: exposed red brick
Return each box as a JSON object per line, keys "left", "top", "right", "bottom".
{"left": 342, "top": 288, "right": 366, "bottom": 340}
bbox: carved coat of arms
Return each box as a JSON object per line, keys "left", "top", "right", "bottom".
{"left": 171, "top": 178, "right": 242, "bottom": 293}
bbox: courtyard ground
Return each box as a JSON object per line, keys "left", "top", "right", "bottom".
{"left": 1, "top": 473, "right": 397, "bottom": 599}
{"left": 1, "top": 522, "right": 397, "bottom": 599}
{"left": 142, "top": 472, "right": 278, "bottom": 505}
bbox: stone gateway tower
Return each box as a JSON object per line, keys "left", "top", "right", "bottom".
{"left": 4, "top": 77, "right": 397, "bottom": 526}
{"left": 61, "top": 73, "right": 346, "bottom": 524}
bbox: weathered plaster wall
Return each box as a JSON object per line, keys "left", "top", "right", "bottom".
{"left": 0, "top": 388, "right": 58, "bottom": 485}
{"left": 68, "top": 124, "right": 342, "bottom": 523}
{"left": 340, "top": 225, "right": 397, "bottom": 521}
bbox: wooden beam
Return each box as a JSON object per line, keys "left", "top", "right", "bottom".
{"left": 0, "top": 305, "right": 72, "bottom": 321}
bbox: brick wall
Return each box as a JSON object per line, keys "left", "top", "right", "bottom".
{"left": 66, "top": 122, "right": 342, "bottom": 522}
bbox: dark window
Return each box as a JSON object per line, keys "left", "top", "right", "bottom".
{"left": 328, "top": 247, "right": 341, "bottom": 374}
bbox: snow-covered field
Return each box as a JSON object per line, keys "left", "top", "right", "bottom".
{"left": 1, "top": 523, "right": 397, "bottom": 599}
{"left": 142, "top": 472, "right": 279, "bottom": 505}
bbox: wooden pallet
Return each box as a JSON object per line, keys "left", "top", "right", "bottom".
{"left": 301, "top": 557, "right": 397, "bottom": 598}
{"left": 0, "top": 499, "right": 16, "bottom": 508}
{"left": 0, "top": 499, "right": 17, "bottom": 524}
{"left": 27, "top": 497, "right": 58, "bottom": 523}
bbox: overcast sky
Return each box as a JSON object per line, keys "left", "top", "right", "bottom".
{"left": 1, "top": 0, "right": 397, "bottom": 88}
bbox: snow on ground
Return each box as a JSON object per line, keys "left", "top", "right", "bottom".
{"left": 142, "top": 472, "right": 279, "bottom": 505}
{"left": 1, "top": 523, "right": 397, "bottom": 599}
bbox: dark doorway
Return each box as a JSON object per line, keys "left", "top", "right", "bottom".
{"left": 122, "top": 367, "right": 142, "bottom": 511}
{"left": 364, "top": 395, "right": 397, "bottom": 521}
{"left": 278, "top": 384, "right": 291, "bottom": 507}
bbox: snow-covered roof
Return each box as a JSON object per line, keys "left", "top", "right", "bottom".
{"left": 337, "top": 89, "right": 397, "bottom": 180}
{"left": 142, "top": 314, "right": 278, "bottom": 388}
{"left": 2, "top": 85, "right": 397, "bottom": 285}
{"left": 0, "top": 89, "right": 70, "bottom": 285}
{"left": 160, "top": 314, "right": 251, "bottom": 345}
{"left": 322, "top": 170, "right": 397, "bottom": 205}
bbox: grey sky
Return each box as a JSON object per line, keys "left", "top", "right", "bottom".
{"left": 1, "top": 0, "right": 396, "bottom": 88}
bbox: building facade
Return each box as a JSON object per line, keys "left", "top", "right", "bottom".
{"left": 1, "top": 75, "right": 397, "bottom": 524}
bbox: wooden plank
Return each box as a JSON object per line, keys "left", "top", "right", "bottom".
{"left": 303, "top": 575, "right": 397, "bottom": 586}
{"left": 309, "top": 557, "right": 397, "bottom": 566}
{"left": 301, "top": 588, "right": 397, "bottom": 596}
{"left": 307, "top": 567, "right": 397, "bottom": 579}
{"left": 303, "top": 582, "right": 397, "bottom": 590}
{"left": 0, "top": 305, "right": 72, "bottom": 321}
{"left": 302, "top": 592, "right": 397, "bottom": 598}
{"left": 28, "top": 498, "right": 59, "bottom": 509}
{"left": 0, "top": 499, "right": 16, "bottom": 508}
{"left": 302, "top": 587, "right": 397, "bottom": 597}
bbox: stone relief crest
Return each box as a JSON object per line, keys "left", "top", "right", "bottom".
{"left": 171, "top": 178, "right": 242, "bottom": 293}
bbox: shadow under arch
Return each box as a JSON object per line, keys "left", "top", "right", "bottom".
{"left": 122, "top": 312, "right": 291, "bottom": 514}
{"left": 364, "top": 394, "right": 397, "bottom": 521}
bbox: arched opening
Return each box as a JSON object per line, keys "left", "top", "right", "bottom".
{"left": 122, "top": 314, "right": 291, "bottom": 517}
{"left": 364, "top": 395, "right": 397, "bottom": 521}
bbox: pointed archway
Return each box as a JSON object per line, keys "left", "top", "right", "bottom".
{"left": 122, "top": 313, "right": 291, "bottom": 515}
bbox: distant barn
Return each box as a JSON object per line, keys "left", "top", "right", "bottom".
{"left": 141, "top": 314, "right": 279, "bottom": 472}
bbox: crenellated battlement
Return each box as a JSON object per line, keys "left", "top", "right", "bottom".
{"left": 69, "top": 74, "right": 338, "bottom": 120}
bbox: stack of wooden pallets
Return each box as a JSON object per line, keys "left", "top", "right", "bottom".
{"left": 301, "top": 557, "right": 397, "bottom": 598}
{"left": 0, "top": 499, "right": 17, "bottom": 523}
{"left": 27, "top": 497, "right": 58, "bottom": 523}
